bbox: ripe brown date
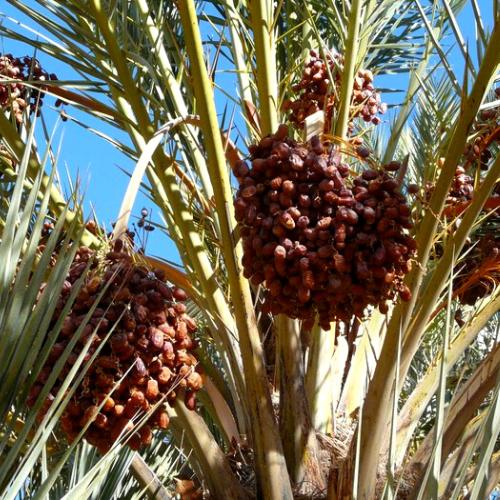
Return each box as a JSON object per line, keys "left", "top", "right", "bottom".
{"left": 28, "top": 245, "right": 202, "bottom": 452}
{"left": 234, "top": 126, "right": 416, "bottom": 328}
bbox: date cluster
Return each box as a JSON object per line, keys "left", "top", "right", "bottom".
{"left": 28, "top": 243, "right": 201, "bottom": 452}
{"left": 234, "top": 125, "right": 416, "bottom": 329}
{"left": 282, "top": 50, "right": 387, "bottom": 134}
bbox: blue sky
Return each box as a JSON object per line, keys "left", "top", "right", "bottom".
{"left": 0, "top": 1, "right": 496, "bottom": 265}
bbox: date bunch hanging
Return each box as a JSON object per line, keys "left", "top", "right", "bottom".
{"left": 28, "top": 241, "right": 202, "bottom": 452}
{"left": 447, "top": 166, "right": 475, "bottom": 204}
{"left": 0, "top": 53, "right": 57, "bottom": 122}
{"left": 282, "top": 50, "right": 387, "bottom": 134}
{"left": 426, "top": 125, "right": 499, "bottom": 304}
{"left": 233, "top": 125, "right": 416, "bottom": 329}
{"left": 423, "top": 164, "right": 475, "bottom": 218}
{"left": 453, "top": 231, "right": 500, "bottom": 305}
{"left": 464, "top": 88, "right": 499, "bottom": 171}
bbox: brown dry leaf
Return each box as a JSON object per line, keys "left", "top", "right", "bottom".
{"left": 175, "top": 479, "right": 203, "bottom": 499}
{"left": 49, "top": 85, "right": 120, "bottom": 120}
{"left": 244, "top": 99, "right": 261, "bottom": 136}
{"left": 221, "top": 131, "right": 242, "bottom": 169}
{"left": 442, "top": 196, "right": 500, "bottom": 217}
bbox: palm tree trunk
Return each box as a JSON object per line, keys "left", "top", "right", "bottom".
{"left": 278, "top": 316, "right": 325, "bottom": 494}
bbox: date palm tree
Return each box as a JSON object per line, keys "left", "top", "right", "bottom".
{"left": 0, "top": 1, "right": 499, "bottom": 498}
